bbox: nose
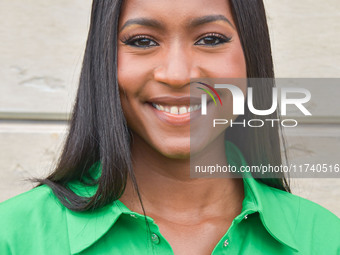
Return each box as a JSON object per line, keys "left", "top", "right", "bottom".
{"left": 153, "top": 42, "right": 200, "bottom": 88}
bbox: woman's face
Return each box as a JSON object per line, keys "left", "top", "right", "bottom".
{"left": 117, "top": 0, "right": 247, "bottom": 158}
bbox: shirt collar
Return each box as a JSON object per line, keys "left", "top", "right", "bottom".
{"left": 65, "top": 200, "right": 122, "bottom": 254}
{"left": 65, "top": 141, "right": 299, "bottom": 254}
{"left": 242, "top": 177, "right": 299, "bottom": 252}
{"left": 226, "top": 141, "right": 299, "bottom": 252}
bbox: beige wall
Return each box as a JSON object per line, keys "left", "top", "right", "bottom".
{"left": 0, "top": 1, "right": 339, "bottom": 217}
{"left": 265, "top": 0, "right": 340, "bottom": 78}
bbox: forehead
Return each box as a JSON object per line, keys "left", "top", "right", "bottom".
{"left": 118, "top": 0, "right": 233, "bottom": 28}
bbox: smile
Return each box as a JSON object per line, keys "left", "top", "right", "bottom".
{"left": 151, "top": 103, "right": 202, "bottom": 115}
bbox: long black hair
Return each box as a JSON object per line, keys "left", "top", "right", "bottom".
{"left": 34, "top": 0, "right": 290, "bottom": 212}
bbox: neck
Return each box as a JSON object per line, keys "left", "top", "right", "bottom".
{"left": 120, "top": 132, "right": 244, "bottom": 224}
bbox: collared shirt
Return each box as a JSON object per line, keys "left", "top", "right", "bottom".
{"left": 0, "top": 141, "right": 340, "bottom": 254}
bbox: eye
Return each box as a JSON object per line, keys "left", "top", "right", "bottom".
{"left": 121, "top": 35, "right": 159, "bottom": 48}
{"left": 195, "top": 33, "right": 232, "bottom": 46}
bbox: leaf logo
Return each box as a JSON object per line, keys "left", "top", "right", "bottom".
{"left": 196, "top": 82, "right": 223, "bottom": 106}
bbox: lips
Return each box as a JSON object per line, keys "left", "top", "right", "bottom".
{"left": 147, "top": 96, "right": 201, "bottom": 105}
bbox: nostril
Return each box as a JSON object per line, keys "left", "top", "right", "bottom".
{"left": 153, "top": 66, "right": 191, "bottom": 88}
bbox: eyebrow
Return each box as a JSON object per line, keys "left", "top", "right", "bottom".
{"left": 120, "top": 18, "right": 163, "bottom": 32}
{"left": 119, "top": 14, "right": 235, "bottom": 32}
{"left": 189, "top": 15, "right": 235, "bottom": 30}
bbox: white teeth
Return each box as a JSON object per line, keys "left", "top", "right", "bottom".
{"left": 170, "top": 106, "right": 178, "bottom": 114}
{"left": 151, "top": 103, "right": 201, "bottom": 114}
{"left": 179, "top": 106, "right": 187, "bottom": 114}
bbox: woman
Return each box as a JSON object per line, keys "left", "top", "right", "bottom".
{"left": 0, "top": 0, "right": 339, "bottom": 254}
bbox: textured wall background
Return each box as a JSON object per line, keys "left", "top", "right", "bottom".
{"left": 0, "top": 0, "right": 339, "bottom": 217}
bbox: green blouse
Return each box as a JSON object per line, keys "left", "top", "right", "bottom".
{"left": 0, "top": 141, "right": 339, "bottom": 254}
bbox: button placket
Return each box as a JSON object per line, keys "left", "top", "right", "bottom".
{"left": 220, "top": 217, "right": 238, "bottom": 250}
{"left": 151, "top": 233, "right": 160, "bottom": 244}
{"left": 223, "top": 239, "right": 229, "bottom": 247}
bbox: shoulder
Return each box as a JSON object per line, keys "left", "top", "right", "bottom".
{"left": 268, "top": 183, "right": 340, "bottom": 225}
{"left": 266, "top": 183, "right": 340, "bottom": 252}
{"left": 0, "top": 184, "right": 64, "bottom": 219}
{"left": 0, "top": 185, "right": 69, "bottom": 253}
{"left": 0, "top": 184, "right": 66, "bottom": 228}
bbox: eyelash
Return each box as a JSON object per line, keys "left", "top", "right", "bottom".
{"left": 121, "top": 35, "right": 158, "bottom": 48}
{"left": 195, "top": 33, "right": 232, "bottom": 46}
{"left": 120, "top": 33, "right": 232, "bottom": 48}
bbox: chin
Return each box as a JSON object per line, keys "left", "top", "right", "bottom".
{"left": 157, "top": 142, "right": 191, "bottom": 159}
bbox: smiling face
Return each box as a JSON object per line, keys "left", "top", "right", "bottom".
{"left": 117, "top": 0, "right": 247, "bottom": 158}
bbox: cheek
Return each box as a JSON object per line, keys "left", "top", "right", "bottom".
{"left": 117, "top": 47, "right": 155, "bottom": 96}
{"left": 201, "top": 39, "right": 247, "bottom": 120}
{"left": 197, "top": 38, "right": 247, "bottom": 79}
{"left": 117, "top": 51, "right": 141, "bottom": 125}
{"left": 198, "top": 38, "right": 247, "bottom": 101}
{"left": 117, "top": 54, "right": 140, "bottom": 94}
{"left": 227, "top": 46, "right": 247, "bottom": 78}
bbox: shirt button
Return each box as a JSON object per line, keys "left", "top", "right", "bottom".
{"left": 130, "top": 214, "right": 137, "bottom": 218}
{"left": 151, "top": 233, "right": 160, "bottom": 244}
{"left": 223, "top": 239, "right": 229, "bottom": 247}
{"left": 244, "top": 214, "right": 248, "bottom": 219}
